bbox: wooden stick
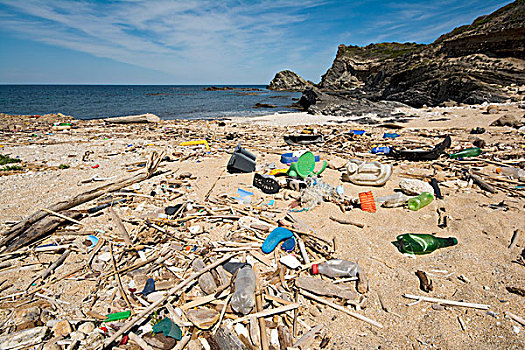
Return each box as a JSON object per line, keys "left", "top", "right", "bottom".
{"left": 110, "top": 243, "right": 134, "bottom": 315}
{"left": 180, "top": 290, "right": 229, "bottom": 310}
{"left": 212, "top": 294, "right": 232, "bottom": 335}
{"left": 42, "top": 249, "right": 71, "bottom": 280}
{"left": 300, "top": 289, "right": 383, "bottom": 328}
{"left": 292, "top": 324, "right": 323, "bottom": 349}
{"left": 296, "top": 238, "right": 310, "bottom": 265}
{"left": 41, "top": 208, "right": 85, "bottom": 226}
{"left": 103, "top": 252, "right": 237, "bottom": 347}
{"left": 250, "top": 251, "right": 274, "bottom": 267}
{"left": 264, "top": 294, "right": 295, "bottom": 306}
{"left": 0, "top": 152, "right": 163, "bottom": 250}
{"left": 232, "top": 303, "right": 299, "bottom": 324}
{"left": 174, "top": 335, "right": 191, "bottom": 350}
{"left": 109, "top": 207, "right": 133, "bottom": 246}
{"left": 506, "top": 312, "right": 525, "bottom": 326}
{"left": 403, "top": 294, "right": 490, "bottom": 310}
{"left": 329, "top": 216, "right": 365, "bottom": 228}
{"left": 255, "top": 270, "right": 269, "bottom": 350}
{"left": 205, "top": 169, "right": 225, "bottom": 201}
{"left": 509, "top": 229, "right": 521, "bottom": 249}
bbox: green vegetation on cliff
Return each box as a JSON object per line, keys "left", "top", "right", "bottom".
{"left": 338, "top": 42, "right": 426, "bottom": 61}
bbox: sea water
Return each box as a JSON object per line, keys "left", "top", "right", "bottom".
{"left": 0, "top": 85, "right": 301, "bottom": 120}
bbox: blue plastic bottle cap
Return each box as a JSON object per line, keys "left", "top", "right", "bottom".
{"left": 281, "top": 237, "right": 296, "bottom": 252}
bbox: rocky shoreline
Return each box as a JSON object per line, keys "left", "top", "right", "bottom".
{"left": 268, "top": 0, "right": 525, "bottom": 117}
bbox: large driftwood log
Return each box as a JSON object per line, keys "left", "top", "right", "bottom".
{"left": 0, "top": 152, "right": 163, "bottom": 252}
{"left": 104, "top": 113, "right": 161, "bottom": 124}
{"left": 3, "top": 211, "right": 82, "bottom": 253}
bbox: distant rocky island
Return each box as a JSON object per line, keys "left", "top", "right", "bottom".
{"left": 268, "top": 0, "right": 525, "bottom": 116}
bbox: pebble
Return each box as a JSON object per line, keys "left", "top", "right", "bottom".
{"left": 98, "top": 252, "right": 112, "bottom": 262}
{"left": 77, "top": 321, "right": 95, "bottom": 334}
{"left": 143, "top": 333, "right": 176, "bottom": 350}
{"left": 186, "top": 308, "right": 220, "bottom": 329}
{"left": 70, "top": 331, "right": 85, "bottom": 341}
{"left": 432, "top": 304, "right": 445, "bottom": 311}
{"left": 146, "top": 291, "right": 166, "bottom": 303}
{"left": 43, "top": 343, "right": 61, "bottom": 350}
{"left": 51, "top": 320, "right": 72, "bottom": 337}
{"left": 14, "top": 306, "right": 41, "bottom": 325}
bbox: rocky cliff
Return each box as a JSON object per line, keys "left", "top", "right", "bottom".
{"left": 267, "top": 70, "right": 310, "bottom": 91}
{"left": 284, "top": 0, "right": 525, "bottom": 114}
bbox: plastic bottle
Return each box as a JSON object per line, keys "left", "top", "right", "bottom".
{"left": 407, "top": 192, "right": 434, "bottom": 211}
{"left": 231, "top": 265, "right": 256, "bottom": 315}
{"left": 396, "top": 233, "right": 458, "bottom": 255}
{"left": 449, "top": 147, "right": 482, "bottom": 159}
{"left": 192, "top": 258, "right": 217, "bottom": 295}
{"left": 496, "top": 166, "right": 525, "bottom": 181}
{"left": 311, "top": 259, "right": 368, "bottom": 293}
{"left": 377, "top": 192, "right": 409, "bottom": 208}
{"left": 311, "top": 259, "right": 360, "bottom": 278}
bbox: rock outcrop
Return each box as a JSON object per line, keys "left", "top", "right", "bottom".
{"left": 288, "top": 0, "right": 525, "bottom": 114}
{"left": 267, "top": 70, "right": 310, "bottom": 91}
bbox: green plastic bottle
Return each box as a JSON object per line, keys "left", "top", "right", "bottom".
{"left": 449, "top": 147, "right": 482, "bottom": 159}
{"left": 407, "top": 192, "right": 434, "bottom": 211}
{"left": 396, "top": 233, "right": 458, "bottom": 255}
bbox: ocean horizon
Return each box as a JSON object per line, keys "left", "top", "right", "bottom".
{"left": 0, "top": 84, "right": 301, "bottom": 120}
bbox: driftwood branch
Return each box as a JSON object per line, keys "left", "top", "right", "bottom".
{"left": 103, "top": 252, "right": 237, "bottom": 348}
{"left": 0, "top": 152, "right": 163, "bottom": 252}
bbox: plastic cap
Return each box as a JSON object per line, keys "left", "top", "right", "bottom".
{"left": 311, "top": 264, "right": 319, "bottom": 274}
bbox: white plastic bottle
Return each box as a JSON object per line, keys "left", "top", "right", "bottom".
{"left": 231, "top": 265, "right": 256, "bottom": 315}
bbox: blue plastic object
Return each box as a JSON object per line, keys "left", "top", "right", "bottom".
{"left": 383, "top": 133, "right": 400, "bottom": 139}
{"left": 87, "top": 235, "right": 99, "bottom": 249}
{"left": 141, "top": 278, "right": 155, "bottom": 296}
{"left": 262, "top": 227, "right": 293, "bottom": 254}
{"left": 281, "top": 152, "right": 320, "bottom": 165}
{"left": 371, "top": 146, "right": 391, "bottom": 154}
{"left": 348, "top": 130, "right": 366, "bottom": 135}
{"left": 281, "top": 237, "right": 296, "bottom": 252}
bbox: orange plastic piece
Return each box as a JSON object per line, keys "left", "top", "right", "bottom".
{"left": 359, "top": 191, "right": 376, "bottom": 213}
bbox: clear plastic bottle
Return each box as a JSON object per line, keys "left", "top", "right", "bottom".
{"left": 377, "top": 192, "right": 409, "bottom": 208}
{"left": 311, "top": 259, "right": 360, "bottom": 278}
{"left": 192, "top": 258, "right": 217, "bottom": 295}
{"left": 496, "top": 166, "right": 525, "bottom": 181}
{"left": 311, "top": 259, "right": 368, "bottom": 293}
{"left": 231, "top": 265, "right": 256, "bottom": 315}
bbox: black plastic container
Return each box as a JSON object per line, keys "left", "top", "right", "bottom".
{"left": 227, "top": 142, "right": 256, "bottom": 173}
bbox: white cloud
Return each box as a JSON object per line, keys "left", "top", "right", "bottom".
{"left": 0, "top": 0, "right": 514, "bottom": 83}
{"left": 0, "top": 0, "right": 329, "bottom": 83}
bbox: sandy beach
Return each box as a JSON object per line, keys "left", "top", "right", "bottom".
{"left": 0, "top": 102, "right": 523, "bottom": 349}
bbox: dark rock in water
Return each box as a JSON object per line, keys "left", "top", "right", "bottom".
{"left": 279, "top": 1, "right": 525, "bottom": 113}
{"left": 267, "top": 70, "right": 310, "bottom": 91}
{"left": 490, "top": 115, "right": 523, "bottom": 128}
{"left": 254, "top": 103, "right": 277, "bottom": 108}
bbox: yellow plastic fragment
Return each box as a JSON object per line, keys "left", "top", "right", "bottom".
{"left": 180, "top": 140, "right": 210, "bottom": 151}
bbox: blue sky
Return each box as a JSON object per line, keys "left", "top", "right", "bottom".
{"left": 0, "top": 0, "right": 513, "bottom": 84}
